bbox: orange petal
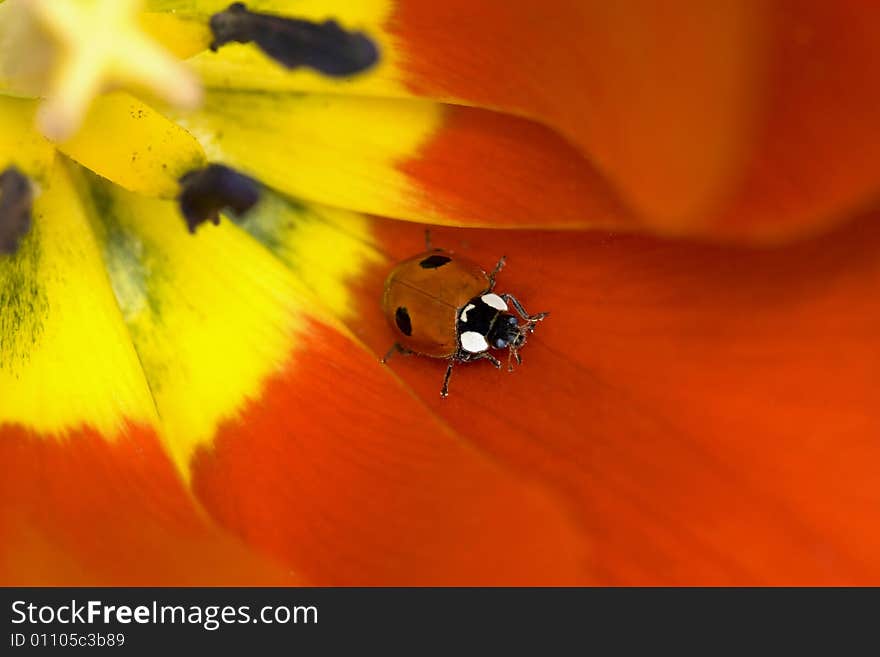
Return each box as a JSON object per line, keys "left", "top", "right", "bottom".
{"left": 0, "top": 158, "right": 288, "bottom": 585}
{"left": 389, "top": 0, "right": 762, "bottom": 230}
{"left": 399, "top": 105, "right": 635, "bottom": 229}
{"left": 79, "top": 174, "right": 588, "bottom": 585}
{"left": 390, "top": 0, "right": 880, "bottom": 242}
{"left": 189, "top": 318, "right": 590, "bottom": 585}
{"left": 347, "top": 211, "right": 880, "bottom": 584}
{"left": 0, "top": 423, "right": 295, "bottom": 586}
{"left": 709, "top": 1, "right": 880, "bottom": 241}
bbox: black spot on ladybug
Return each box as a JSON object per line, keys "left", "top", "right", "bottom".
{"left": 0, "top": 167, "right": 33, "bottom": 255}
{"left": 418, "top": 254, "right": 452, "bottom": 269}
{"left": 395, "top": 306, "right": 412, "bottom": 336}
{"left": 178, "top": 164, "right": 260, "bottom": 233}
{"left": 209, "top": 2, "right": 379, "bottom": 77}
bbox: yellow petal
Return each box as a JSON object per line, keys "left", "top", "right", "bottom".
{"left": 0, "top": 96, "right": 55, "bottom": 181}
{"left": 236, "top": 188, "right": 384, "bottom": 320}
{"left": 139, "top": 11, "right": 213, "bottom": 60}
{"left": 0, "top": 156, "right": 158, "bottom": 438}
{"left": 57, "top": 91, "right": 206, "bottom": 198}
{"left": 77, "top": 169, "right": 376, "bottom": 476}
{"left": 171, "top": 89, "right": 442, "bottom": 222}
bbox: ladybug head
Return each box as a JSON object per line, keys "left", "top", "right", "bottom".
{"left": 489, "top": 314, "right": 529, "bottom": 351}
{"left": 487, "top": 310, "right": 548, "bottom": 371}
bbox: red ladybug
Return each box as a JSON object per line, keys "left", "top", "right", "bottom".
{"left": 381, "top": 240, "right": 547, "bottom": 397}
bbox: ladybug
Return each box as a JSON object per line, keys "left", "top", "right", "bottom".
{"left": 381, "top": 238, "right": 547, "bottom": 397}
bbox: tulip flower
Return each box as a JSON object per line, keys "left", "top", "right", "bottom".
{"left": 1, "top": 0, "right": 878, "bottom": 586}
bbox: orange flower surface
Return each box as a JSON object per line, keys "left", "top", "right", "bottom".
{"left": 0, "top": 0, "right": 878, "bottom": 586}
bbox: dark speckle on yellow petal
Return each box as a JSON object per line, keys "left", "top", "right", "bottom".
{"left": 0, "top": 221, "right": 46, "bottom": 372}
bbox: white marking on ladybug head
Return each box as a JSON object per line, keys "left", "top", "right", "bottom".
{"left": 460, "top": 331, "right": 489, "bottom": 353}
{"left": 481, "top": 293, "right": 508, "bottom": 312}
{"left": 459, "top": 303, "right": 476, "bottom": 323}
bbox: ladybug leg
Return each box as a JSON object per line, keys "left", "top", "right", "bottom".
{"left": 501, "top": 293, "right": 548, "bottom": 325}
{"left": 380, "top": 342, "right": 413, "bottom": 364}
{"left": 507, "top": 347, "right": 523, "bottom": 372}
{"left": 440, "top": 358, "right": 456, "bottom": 398}
{"left": 472, "top": 351, "right": 502, "bottom": 369}
{"left": 487, "top": 256, "right": 507, "bottom": 291}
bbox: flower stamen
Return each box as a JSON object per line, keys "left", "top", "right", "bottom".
{"left": 178, "top": 164, "right": 260, "bottom": 233}
{"left": 11, "top": 0, "right": 203, "bottom": 141}
{"left": 209, "top": 2, "right": 379, "bottom": 77}
{"left": 0, "top": 167, "right": 33, "bottom": 255}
